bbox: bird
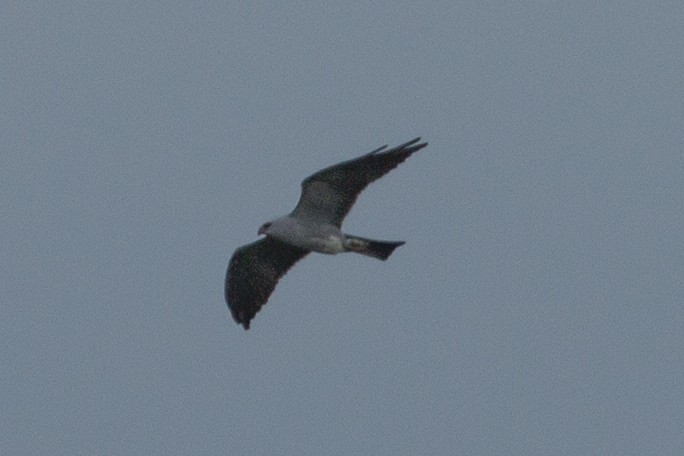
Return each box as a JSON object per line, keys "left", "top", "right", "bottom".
{"left": 225, "top": 137, "right": 428, "bottom": 329}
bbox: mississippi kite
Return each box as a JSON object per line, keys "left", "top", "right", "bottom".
{"left": 225, "top": 137, "right": 428, "bottom": 329}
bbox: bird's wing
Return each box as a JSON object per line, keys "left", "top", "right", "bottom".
{"left": 225, "top": 237, "right": 309, "bottom": 329}
{"left": 290, "top": 137, "right": 428, "bottom": 227}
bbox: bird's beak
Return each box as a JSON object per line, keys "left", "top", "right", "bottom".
{"left": 258, "top": 226, "right": 265, "bottom": 235}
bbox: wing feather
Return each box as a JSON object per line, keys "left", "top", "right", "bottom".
{"left": 290, "top": 137, "right": 427, "bottom": 226}
{"left": 225, "top": 237, "right": 309, "bottom": 329}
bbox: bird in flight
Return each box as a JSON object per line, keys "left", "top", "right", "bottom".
{"left": 225, "top": 137, "right": 428, "bottom": 329}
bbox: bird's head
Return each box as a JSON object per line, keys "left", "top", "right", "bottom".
{"left": 258, "top": 222, "right": 272, "bottom": 236}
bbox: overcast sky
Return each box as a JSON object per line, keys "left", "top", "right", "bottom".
{"left": 2, "top": 2, "right": 683, "bottom": 455}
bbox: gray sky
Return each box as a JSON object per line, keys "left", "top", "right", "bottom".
{"left": 2, "top": 2, "right": 683, "bottom": 454}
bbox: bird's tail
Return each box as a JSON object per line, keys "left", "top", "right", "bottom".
{"left": 344, "top": 235, "right": 405, "bottom": 261}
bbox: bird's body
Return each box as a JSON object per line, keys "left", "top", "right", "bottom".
{"left": 260, "top": 215, "right": 404, "bottom": 258}
{"left": 225, "top": 137, "right": 428, "bottom": 329}
{"left": 259, "top": 216, "right": 344, "bottom": 254}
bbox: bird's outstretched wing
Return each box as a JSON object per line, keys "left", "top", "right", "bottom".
{"left": 290, "top": 137, "right": 428, "bottom": 227}
{"left": 225, "top": 237, "right": 309, "bottom": 329}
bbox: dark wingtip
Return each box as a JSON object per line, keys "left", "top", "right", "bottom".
{"left": 383, "top": 137, "right": 427, "bottom": 156}
{"left": 404, "top": 136, "right": 427, "bottom": 151}
{"left": 230, "top": 307, "right": 252, "bottom": 329}
{"left": 367, "top": 144, "right": 389, "bottom": 156}
{"left": 365, "top": 136, "right": 427, "bottom": 157}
